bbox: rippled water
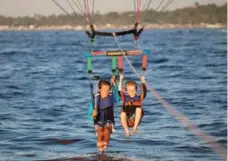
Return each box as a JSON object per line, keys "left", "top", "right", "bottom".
{"left": 0, "top": 28, "right": 227, "bottom": 161}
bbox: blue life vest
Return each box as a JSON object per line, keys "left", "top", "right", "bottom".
{"left": 88, "top": 84, "right": 120, "bottom": 122}
{"left": 95, "top": 93, "right": 114, "bottom": 123}
{"left": 96, "top": 94, "right": 114, "bottom": 110}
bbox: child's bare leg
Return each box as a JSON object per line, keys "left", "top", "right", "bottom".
{"left": 120, "top": 112, "right": 130, "bottom": 137}
{"left": 133, "top": 108, "right": 142, "bottom": 133}
{"left": 96, "top": 127, "right": 104, "bottom": 152}
{"left": 103, "top": 125, "right": 111, "bottom": 149}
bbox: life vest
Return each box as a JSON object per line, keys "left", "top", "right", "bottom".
{"left": 123, "top": 95, "right": 142, "bottom": 108}
{"left": 94, "top": 93, "right": 114, "bottom": 123}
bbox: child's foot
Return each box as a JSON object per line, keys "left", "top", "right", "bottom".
{"left": 133, "top": 127, "right": 138, "bottom": 134}
{"left": 102, "top": 141, "right": 108, "bottom": 149}
{"left": 98, "top": 147, "right": 103, "bottom": 152}
{"left": 97, "top": 141, "right": 103, "bottom": 152}
{"left": 125, "top": 129, "right": 130, "bottom": 137}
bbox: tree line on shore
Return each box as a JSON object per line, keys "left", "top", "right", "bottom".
{"left": 0, "top": 3, "right": 226, "bottom": 27}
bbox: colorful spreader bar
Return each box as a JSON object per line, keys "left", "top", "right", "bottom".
{"left": 85, "top": 49, "right": 150, "bottom": 57}
{"left": 85, "top": 49, "right": 150, "bottom": 74}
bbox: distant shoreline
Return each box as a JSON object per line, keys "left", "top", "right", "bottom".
{"left": 0, "top": 23, "right": 226, "bottom": 31}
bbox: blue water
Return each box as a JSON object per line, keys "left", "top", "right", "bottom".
{"left": 0, "top": 28, "right": 227, "bottom": 161}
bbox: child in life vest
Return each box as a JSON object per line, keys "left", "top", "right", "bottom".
{"left": 91, "top": 76, "right": 117, "bottom": 152}
{"left": 118, "top": 73, "right": 147, "bottom": 137}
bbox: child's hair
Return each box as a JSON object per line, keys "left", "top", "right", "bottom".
{"left": 125, "top": 80, "right": 137, "bottom": 90}
{"left": 98, "top": 80, "right": 111, "bottom": 89}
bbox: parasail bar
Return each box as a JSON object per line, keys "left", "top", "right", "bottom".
{"left": 91, "top": 50, "right": 143, "bottom": 56}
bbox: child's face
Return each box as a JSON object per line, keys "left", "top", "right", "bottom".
{"left": 126, "top": 85, "right": 137, "bottom": 98}
{"left": 100, "top": 84, "right": 110, "bottom": 98}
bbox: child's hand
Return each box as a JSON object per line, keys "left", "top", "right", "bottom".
{"left": 92, "top": 109, "right": 98, "bottom": 119}
{"left": 141, "top": 75, "right": 146, "bottom": 83}
{"left": 112, "top": 127, "right": 116, "bottom": 133}
{"left": 119, "top": 73, "right": 124, "bottom": 80}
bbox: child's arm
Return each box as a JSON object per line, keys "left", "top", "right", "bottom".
{"left": 111, "top": 76, "right": 120, "bottom": 103}
{"left": 140, "top": 76, "right": 147, "bottom": 101}
{"left": 92, "top": 93, "right": 99, "bottom": 119}
{"left": 118, "top": 73, "right": 123, "bottom": 92}
{"left": 118, "top": 73, "right": 125, "bottom": 101}
{"left": 110, "top": 76, "right": 117, "bottom": 129}
{"left": 111, "top": 75, "right": 116, "bottom": 87}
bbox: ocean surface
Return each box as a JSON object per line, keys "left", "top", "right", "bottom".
{"left": 0, "top": 28, "right": 227, "bottom": 161}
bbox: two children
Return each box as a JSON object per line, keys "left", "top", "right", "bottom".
{"left": 90, "top": 74, "right": 147, "bottom": 152}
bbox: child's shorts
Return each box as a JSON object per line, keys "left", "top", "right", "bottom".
{"left": 124, "top": 109, "right": 144, "bottom": 128}
{"left": 94, "top": 120, "right": 115, "bottom": 132}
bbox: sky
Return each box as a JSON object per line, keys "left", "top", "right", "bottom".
{"left": 0, "top": 0, "right": 226, "bottom": 17}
